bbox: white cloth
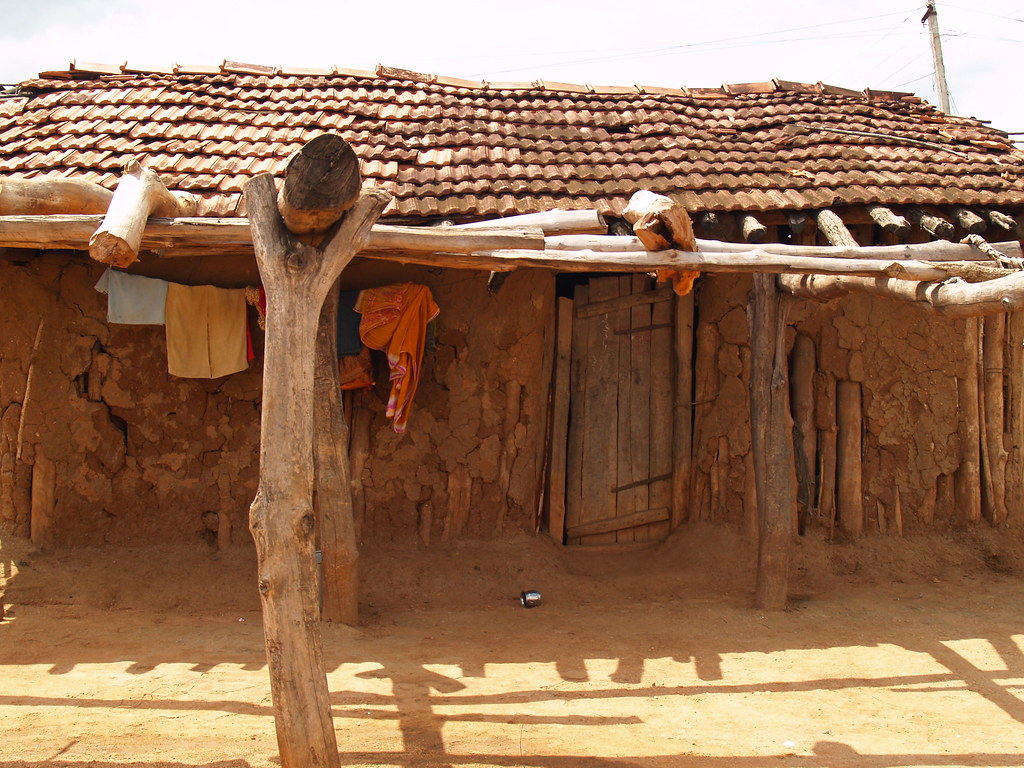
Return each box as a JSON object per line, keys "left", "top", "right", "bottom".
{"left": 95, "top": 268, "right": 168, "bottom": 325}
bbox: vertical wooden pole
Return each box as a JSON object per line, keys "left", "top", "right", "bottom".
{"left": 955, "top": 317, "right": 983, "bottom": 523}
{"left": 982, "top": 314, "right": 1009, "bottom": 524}
{"left": 837, "top": 380, "right": 864, "bottom": 536}
{"left": 790, "top": 333, "right": 816, "bottom": 532}
{"left": 244, "top": 172, "right": 390, "bottom": 768}
{"left": 313, "top": 279, "right": 359, "bottom": 625}
{"left": 747, "top": 274, "right": 796, "bottom": 610}
{"left": 1005, "top": 311, "right": 1024, "bottom": 522}
{"left": 815, "top": 372, "right": 838, "bottom": 535}
{"left": 671, "top": 290, "right": 694, "bottom": 529}
{"left": 546, "top": 296, "right": 573, "bottom": 543}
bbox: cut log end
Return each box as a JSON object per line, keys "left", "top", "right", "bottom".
{"left": 88, "top": 230, "right": 138, "bottom": 268}
{"left": 277, "top": 134, "right": 362, "bottom": 235}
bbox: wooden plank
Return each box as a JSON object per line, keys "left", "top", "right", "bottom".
{"left": 575, "top": 286, "right": 674, "bottom": 319}
{"left": 564, "top": 283, "right": 589, "bottom": 543}
{"left": 546, "top": 296, "right": 574, "bottom": 544}
{"left": 837, "top": 380, "right": 864, "bottom": 536}
{"left": 566, "top": 507, "right": 670, "bottom": 539}
{"left": 30, "top": 454, "right": 56, "bottom": 547}
{"left": 579, "top": 276, "right": 621, "bottom": 545}
{"left": 616, "top": 276, "right": 636, "bottom": 543}
{"left": 626, "top": 273, "right": 653, "bottom": 542}
{"left": 647, "top": 280, "right": 674, "bottom": 541}
{"left": 671, "top": 290, "right": 695, "bottom": 529}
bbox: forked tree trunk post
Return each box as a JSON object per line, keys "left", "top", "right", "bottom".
{"left": 244, "top": 164, "right": 390, "bottom": 768}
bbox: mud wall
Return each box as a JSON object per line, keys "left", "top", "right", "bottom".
{"left": 688, "top": 273, "right": 1014, "bottom": 536}
{"left": 0, "top": 252, "right": 554, "bottom": 547}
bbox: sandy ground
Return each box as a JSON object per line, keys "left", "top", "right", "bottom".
{"left": 2, "top": 524, "right": 1024, "bottom": 768}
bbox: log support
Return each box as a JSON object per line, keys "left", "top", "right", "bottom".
{"left": 814, "top": 209, "right": 858, "bottom": 247}
{"left": 866, "top": 205, "right": 911, "bottom": 239}
{"left": 955, "top": 318, "right": 983, "bottom": 523}
{"left": 907, "top": 206, "right": 955, "bottom": 240}
{"left": 747, "top": 274, "right": 796, "bottom": 610}
{"left": 740, "top": 214, "right": 768, "bottom": 243}
{"left": 89, "top": 160, "right": 197, "bottom": 267}
{"left": 244, "top": 157, "right": 391, "bottom": 768}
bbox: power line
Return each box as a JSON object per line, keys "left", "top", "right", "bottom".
{"left": 471, "top": 8, "right": 920, "bottom": 78}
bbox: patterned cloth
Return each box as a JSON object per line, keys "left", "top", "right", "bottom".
{"left": 355, "top": 283, "right": 439, "bottom": 433}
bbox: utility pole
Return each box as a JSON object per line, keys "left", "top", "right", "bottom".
{"left": 922, "top": 0, "right": 951, "bottom": 112}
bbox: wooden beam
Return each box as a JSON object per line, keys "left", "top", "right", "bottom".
{"left": 951, "top": 207, "right": 987, "bottom": 234}
{"left": 813, "top": 209, "right": 858, "bottom": 247}
{"left": 622, "top": 190, "right": 697, "bottom": 251}
{"left": 469, "top": 248, "right": 956, "bottom": 280}
{"left": 986, "top": 210, "right": 1017, "bottom": 232}
{"left": 866, "top": 205, "right": 911, "bottom": 238}
{"left": 0, "top": 177, "right": 113, "bottom": 216}
{"left": 747, "top": 273, "right": 795, "bottom": 610}
{"left": 778, "top": 270, "right": 1024, "bottom": 317}
{"left": 740, "top": 214, "right": 768, "bottom": 244}
{"left": 546, "top": 297, "right": 573, "bottom": 544}
{"left": 245, "top": 170, "right": 391, "bottom": 768}
{"left": 2, "top": 215, "right": 1020, "bottom": 268}
{"left": 453, "top": 208, "right": 605, "bottom": 234}
{"left": 89, "top": 160, "right": 198, "bottom": 267}
{"left": 565, "top": 507, "right": 669, "bottom": 538}
{"left": 786, "top": 211, "right": 809, "bottom": 236}
{"left": 907, "top": 206, "right": 955, "bottom": 240}
{"left": 277, "top": 134, "right": 361, "bottom": 235}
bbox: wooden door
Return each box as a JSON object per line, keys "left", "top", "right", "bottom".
{"left": 564, "top": 274, "right": 675, "bottom": 545}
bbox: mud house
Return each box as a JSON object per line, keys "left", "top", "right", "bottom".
{"left": 1, "top": 62, "right": 1023, "bottom": 568}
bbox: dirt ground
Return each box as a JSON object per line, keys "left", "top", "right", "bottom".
{"left": 2, "top": 523, "right": 1024, "bottom": 768}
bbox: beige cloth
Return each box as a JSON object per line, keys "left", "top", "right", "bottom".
{"left": 165, "top": 283, "right": 248, "bottom": 378}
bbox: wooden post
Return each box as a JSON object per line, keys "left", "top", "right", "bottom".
{"left": 1005, "top": 311, "right": 1024, "bottom": 523}
{"left": 815, "top": 372, "right": 838, "bottom": 534}
{"left": 671, "top": 290, "right": 694, "bottom": 529}
{"left": 547, "top": 296, "right": 573, "bottom": 543}
{"left": 955, "top": 318, "right": 983, "bottom": 523}
{"left": 747, "top": 274, "right": 796, "bottom": 610}
{"left": 790, "top": 333, "right": 816, "bottom": 532}
{"left": 981, "top": 314, "right": 1009, "bottom": 524}
{"left": 313, "top": 280, "right": 359, "bottom": 625}
{"left": 836, "top": 381, "right": 864, "bottom": 536}
{"left": 244, "top": 166, "right": 390, "bottom": 768}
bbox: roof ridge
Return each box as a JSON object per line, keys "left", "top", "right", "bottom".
{"left": 31, "top": 59, "right": 925, "bottom": 104}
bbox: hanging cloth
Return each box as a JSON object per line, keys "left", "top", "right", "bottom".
{"left": 355, "top": 283, "right": 439, "bottom": 433}
{"left": 336, "top": 289, "right": 363, "bottom": 357}
{"left": 94, "top": 268, "right": 169, "bottom": 325}
{"left": 165, "top": 283, "right": 248, "bottom": 378}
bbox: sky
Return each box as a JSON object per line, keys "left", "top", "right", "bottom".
{"left": 1, "top": 0, "right": 1022, "bottom": 140}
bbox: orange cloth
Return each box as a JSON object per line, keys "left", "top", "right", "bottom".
{"left": 355, "top": 283, "right": 439, "bottom": 433}
{"left": 338, "top": 348, "right": 375, "bottom": 391}
{"left": 656, "top": 269, "right": 700, "bottom": 296}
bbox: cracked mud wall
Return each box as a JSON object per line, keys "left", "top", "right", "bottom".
{"left": 0, "top": 253, "right": 553, "bottom": 547}
{"left": 689, "top": 273, "right": 1010, "bottom": 536}
{"left": 0, "top": 252, "right": 262, "bottom": 545}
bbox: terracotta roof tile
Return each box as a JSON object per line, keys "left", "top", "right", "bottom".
{"left": 2, "top": 66, "right": 1022, "bottom": 218}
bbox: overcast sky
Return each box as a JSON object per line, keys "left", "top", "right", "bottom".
{"left": 2, "top": 0, "right": 1022, "bottom": 139}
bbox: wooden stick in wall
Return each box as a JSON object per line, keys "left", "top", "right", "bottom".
{"left": 836, "top": 380, "right": 864, "bottom": 536}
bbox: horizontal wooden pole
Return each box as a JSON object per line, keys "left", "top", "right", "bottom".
{"left": 0, "top": 215, "right": 1020, "bottom": 280}
{"left": 778, "top": 271, "right": 1024, "bottom": 317}
{"left": 468, "top": 248, "right": 959, "bottom": 280}
{"left": 566, "top": 507, "right": 670, "bottom": 538}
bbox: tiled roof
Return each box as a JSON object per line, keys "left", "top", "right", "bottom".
{"left": 1, "top": 61, "right": 1023, "bottom": 220}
